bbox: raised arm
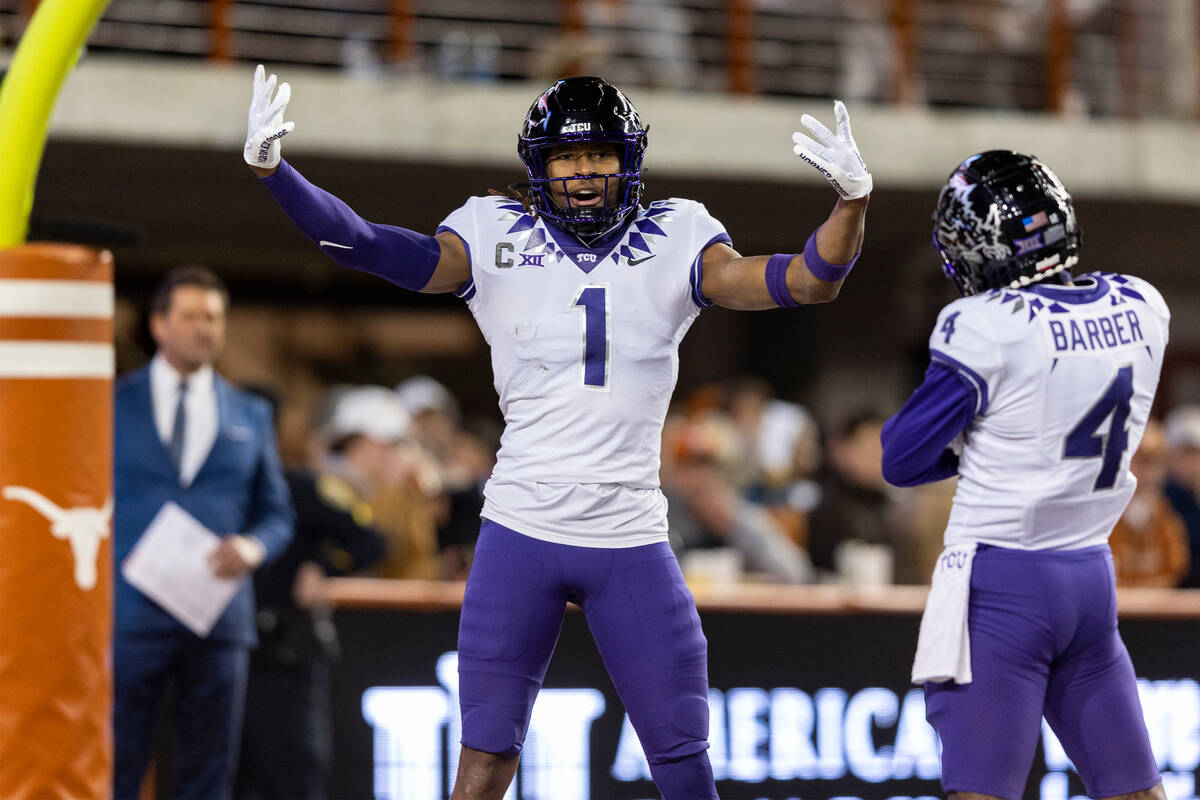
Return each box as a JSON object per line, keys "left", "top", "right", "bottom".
{"left": 243, "top": 65, "right": 470, "bottom": 294}
{"left": 701, "top": 101, "right": 871, "bottom": 311}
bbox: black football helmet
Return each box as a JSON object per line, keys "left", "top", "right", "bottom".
{"left": 932, "top": 150, "right": 1082, "bottom": 296}
{"left": 517, "top": 76, "right": 648, "bottom": 245}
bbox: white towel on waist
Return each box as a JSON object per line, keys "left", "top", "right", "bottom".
{"left": 911, "top": 542, "right": 977, "bottom": 685}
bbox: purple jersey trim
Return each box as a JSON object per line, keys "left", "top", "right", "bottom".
{"left": 929, "top": 348, "right": 990, "bottom": 414}
{"left": 542, "top": 215, "right": 627, "bottom": 273}
{"left": 1028, "top": 274, "right": 1109, "bottom": 305}
{"left": 261, "top": 160, "right": 440, "bottom": 291}
{"left": 434, "top": 225, "right": 475, "bottom": 299}
{"left": 881, "top": 361, "right": 976, "bottom": 487}
{"left": 690, "top": 233, "right": 733, "bottom": 310}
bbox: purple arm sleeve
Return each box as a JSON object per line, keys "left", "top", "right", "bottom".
{"left": 259, "top": 160, "right": 441, "bottom": 291}
{"left": 880, "top": 361, "right": 979, "bottom": 487}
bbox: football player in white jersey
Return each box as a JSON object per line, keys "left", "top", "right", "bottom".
{"left": 882, "top": 151, "right": 1168, "bottom": 800}
{"left": 244, "top": 66, "right": 871, "bottom": 800}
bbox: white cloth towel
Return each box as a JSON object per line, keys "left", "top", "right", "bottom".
{"left": 911, "top": 542, "right": 977, "bottom": 685}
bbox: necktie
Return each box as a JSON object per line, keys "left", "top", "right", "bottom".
{"left": 168, "top": 379, "right": 188, "bottom": 472}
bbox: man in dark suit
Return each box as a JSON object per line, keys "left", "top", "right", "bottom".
{"left": 112, "top": 266, "right": 293, "bottom": 800}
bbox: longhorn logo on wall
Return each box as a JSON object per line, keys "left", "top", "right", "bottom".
{"left": 2, "top": 486, "right": 111, "bottom": 590}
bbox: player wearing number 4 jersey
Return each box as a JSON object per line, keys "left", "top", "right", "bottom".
{"left": 243, "top": 66, "right": 871, "bottom": 799}
{"left": 882, "top": 151, "right": 1168, "bottom": 800}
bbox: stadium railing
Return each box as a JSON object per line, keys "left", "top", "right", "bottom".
{"left": 0, "top": 0, "right": 1192, "bottom": 119}
{"left": 324, "top": 577, "right": 1200, "bottom": 618}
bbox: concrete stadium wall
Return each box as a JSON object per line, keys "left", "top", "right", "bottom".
{"left": 49, "top": 56, "right": 1200, "bottom": 201}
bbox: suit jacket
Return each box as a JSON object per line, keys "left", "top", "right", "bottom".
{"left": 113, "top": 364, "right": 294, "bottom": 646}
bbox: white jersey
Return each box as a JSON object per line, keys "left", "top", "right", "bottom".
{"left": 932, "top": 272, "right": 1169, "bottom": 550}
{"left": 438, "top": 195, "right": 729, "bottom": 547}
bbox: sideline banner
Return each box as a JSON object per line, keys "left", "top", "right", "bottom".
{"left": 0, "top": 243, "right": 113, "bottom": 799}
{"left": 328, "top": 606, "right": 1200, "bottom": 800}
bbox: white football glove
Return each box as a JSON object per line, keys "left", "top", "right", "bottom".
{"left": 791, "top": 100, "right": 872, "bottom": 200}
{"left": 243, "top": 64, "right": 295, "bottom": 170}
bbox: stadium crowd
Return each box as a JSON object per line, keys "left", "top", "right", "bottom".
{"left": 265, "top": 371, "right": 1197, "bottom": 591}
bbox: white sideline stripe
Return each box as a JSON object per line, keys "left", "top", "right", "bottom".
{"left": 0, "top": 280, "right": 113, "bottom": 318}
{"left": 0, "top": 342, "right": 114, "bottom": 378}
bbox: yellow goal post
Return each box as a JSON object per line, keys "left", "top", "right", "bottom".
{"left": 0, "top": 0, "right": 111, "bottom": 248}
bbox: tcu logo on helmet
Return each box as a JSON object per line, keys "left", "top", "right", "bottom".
{"left": 2, "top": 486, "right": 111, "bottom": 590}
{"left": 937, "top": 174, "right": 1012, "bottom": 271}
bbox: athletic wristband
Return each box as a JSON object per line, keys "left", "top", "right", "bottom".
{"left": 804, "top": 228, "right": 859, "bottom": 283}
{"left": 766, "top": 253, "right": 801, "bottom": 308}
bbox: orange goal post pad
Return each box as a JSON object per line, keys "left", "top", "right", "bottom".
{"left": 0, "top": 243, "right": 113, "bottom": 799}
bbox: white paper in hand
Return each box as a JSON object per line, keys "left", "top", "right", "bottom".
{"left": 121, "top": 501, "right": 242, "bottom": 636}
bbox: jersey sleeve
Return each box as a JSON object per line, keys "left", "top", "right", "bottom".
{"left": 926, "top": 301, "right": 1002, "bottom": 416}
{"left": 682, "top": 200, "right": 733, "bottom": 310}
{"left": 436, "top": 197, "right": 485, "bottom": 304}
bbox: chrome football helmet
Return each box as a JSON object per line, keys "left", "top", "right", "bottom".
{"left": 933, "top": 150, "right": 1082, "bottom": 296}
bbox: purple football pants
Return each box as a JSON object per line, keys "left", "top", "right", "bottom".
{"left": 925, "top": 544, "right": 1161, "bottom": 800}
{"left": 457, "top": 520, "right": 717, "bottom": 800}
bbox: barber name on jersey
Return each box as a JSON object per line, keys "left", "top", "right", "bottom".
{"left": 1047, "top": 308, "right": 1144, "bottom": 354}
{"left": 1034, "top": 273, "right": 1167, "bottom": 360}
{"left": 935, "top": 272, "right": 1168, "bottom": 366}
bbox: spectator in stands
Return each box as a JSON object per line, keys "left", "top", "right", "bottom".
{"left": 662, "top": 410, "right": 814, "bottom": 584}
{"left": 318, "top": 385, "right": 441, "bottom": 580}
{"left": 531, "top": 0, "right": 697, "bottom": 90}
{"left": 236, "top": 386, "right": 386, "bottom": 800}
{"left": 837, "top": 0, "right": 901, "bottom": 104}
{"left": 1109, "top": 417, "right": 1190, "bottom": 587}
{"left": 1164, "top": 404, "right": 1200, "bottom": 587}
{"left": 395, "top": 375, "right": 493, "bottom": 579}
{"left": 891, "top": 478, "right": 958, "bottom": 585}
{"left": 722, "top": 376, "right": 821, "bottom": 549}
{"left": 807, "top": 408, "right": 906, "bottom": 583}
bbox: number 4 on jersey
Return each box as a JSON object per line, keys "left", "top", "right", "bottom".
{"left": 1064, "top": 365, "right": 1133, "bottom": 491}
{"left": 941, "top": 311, "right": 961, "bottom": 344}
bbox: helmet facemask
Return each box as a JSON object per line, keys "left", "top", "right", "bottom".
{"left": 520, "top": 132, "right": 645, "bottom": 245}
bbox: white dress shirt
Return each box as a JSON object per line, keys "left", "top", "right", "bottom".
{"left": 150, "top": 354, "right": 218, "bottom": 487}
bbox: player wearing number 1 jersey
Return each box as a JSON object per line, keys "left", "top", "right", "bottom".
{"left": 243, "top": 67, "right": 871, "bottom": 799}
{"left": 882, "top": 151, "right": 1168, "bottom": 800}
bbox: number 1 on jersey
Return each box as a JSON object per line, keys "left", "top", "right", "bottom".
{"left": 574, "top": 284, "right": 611, "bottom": 389}
{"left": 1064, "top": 365, "right": 1133, "bottom": 491}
